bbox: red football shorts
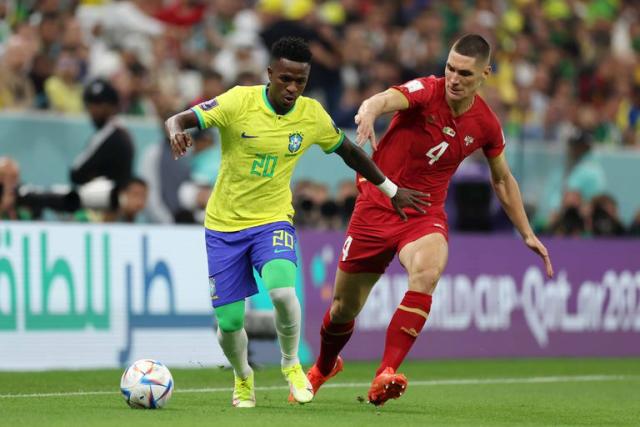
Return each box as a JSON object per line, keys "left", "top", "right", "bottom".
{"left": 338, "top": 199, "right": 449, "bottom": 274}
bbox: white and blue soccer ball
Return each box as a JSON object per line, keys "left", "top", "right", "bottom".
{"left": 120, "top": 359, "right": 174, "bottom": 409}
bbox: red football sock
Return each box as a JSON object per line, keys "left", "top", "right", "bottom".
{"left": 376, "top": 291, "right": 432, "bottom": 376}
{"left": 316, "top": 309, "right": 355, "bottom": 376}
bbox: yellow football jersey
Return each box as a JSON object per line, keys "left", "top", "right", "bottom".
{"left": 191, "top": 85, "right": 345, "bottom": 232}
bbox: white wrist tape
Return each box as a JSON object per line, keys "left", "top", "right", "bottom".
{"left": 377, "top": 177, "right": 398, "bottom": 198}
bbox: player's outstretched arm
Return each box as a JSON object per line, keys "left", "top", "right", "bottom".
{"left": 488, "top": 153, "right": 554, "bottom": 278}
{"left": 355, "top": 88, "right": 409, "bottom": 151}
{"left": 334, "top": 138, "right": 429, "bottom": 221}
{"left": 165, "top": 110, "right": 198, "bottom": 160}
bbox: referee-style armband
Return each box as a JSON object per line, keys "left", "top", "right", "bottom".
{"left": 377, "top": 177, "right": 398, "bottom": 198}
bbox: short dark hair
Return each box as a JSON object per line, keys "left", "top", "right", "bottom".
{"left": 452, "top": 34, "right": 491, "bottom": 65}
{"left": 271, "top": 37, "right": 312, "bottom": 63}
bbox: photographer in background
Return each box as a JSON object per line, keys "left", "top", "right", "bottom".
{"left": 11, "top": 78, "right": 142, "bottom": 222}
{"left": 547, "top": 191, "right": 587, "bottom": 237}
{"left": 542, "top": 130, "right": 607, "bottom": 234}
{"left": 70, "top": 78, "right": 134, "bottom": 187}
{"left": 589, "top": 194, "right": 626, "bottom": 237}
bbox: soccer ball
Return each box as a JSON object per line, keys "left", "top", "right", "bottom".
{"left": 120, "top": 359, "right": 174, "bottom": 409}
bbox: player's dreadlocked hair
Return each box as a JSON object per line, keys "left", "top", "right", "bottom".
{"left": 271, "top": 37, "right": 312, "bottom": 63}
{"left": 452, "top": 34, "right": 491, "bottom": 65}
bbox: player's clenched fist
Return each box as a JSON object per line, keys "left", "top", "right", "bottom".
{"left": 169, "top": 132, "right": 193, "bottom": 159}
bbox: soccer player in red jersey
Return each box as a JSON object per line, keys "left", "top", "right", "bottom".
{"left": 306, "top": 34, "right": 555, "bottom": 406}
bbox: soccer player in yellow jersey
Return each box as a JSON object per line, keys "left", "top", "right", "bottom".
{"left": 165, "top": 37, "right": 428, "bottom": 408}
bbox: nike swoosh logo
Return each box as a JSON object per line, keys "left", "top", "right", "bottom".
{"left": 274, "top": 248, "right": 293, "bottom": 253}
{"left": 241, "top": 132, "right": 258, "bottom": 139}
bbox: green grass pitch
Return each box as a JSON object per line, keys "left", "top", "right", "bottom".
{"left": 1, "top": 358, "right": 639, "bottom": 426}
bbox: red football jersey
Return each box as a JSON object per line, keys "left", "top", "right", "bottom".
{"left": 357, "top": 76, "right": 505, "bottom": 215}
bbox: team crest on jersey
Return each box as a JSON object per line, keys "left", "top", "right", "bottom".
{"left": 209, "top": 277, "right": 219, "bottom": 300}
{"left": 442, "top": 126, "right": 456, "bottom": 137}
{"left": 200, "top": 98, "right": 218, "bottom": 111}
{"left": 464, "top": 135, "right": 475, "bottom": 146}
{"left": 288, "top": 132, "right": 303, "bottom": 153}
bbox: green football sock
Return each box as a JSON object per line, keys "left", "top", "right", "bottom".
{"left": 214, "top": 300, "right": 252, "bottom": 379}
{"left": 262, "top": 259, "right": 301, "bottom": 368}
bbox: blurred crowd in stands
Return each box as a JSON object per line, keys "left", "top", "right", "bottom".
{"left": 1, "top": 0, "right": 640, "bottom": 236}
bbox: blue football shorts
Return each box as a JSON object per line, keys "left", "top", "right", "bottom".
{"left": 204, "top": 221, "right": 298, "bottom": 307}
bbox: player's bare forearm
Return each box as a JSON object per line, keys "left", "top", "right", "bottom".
{"left": 355, "top": 89, "right": 409, "bottom": 149}
{"left": 165, "top": 110, "right": 199, "bottom": 136}
{"left": 491, "top": 172, "right": 534, "bottom": 239}
{"left": 359, "top": 89, "right": 409, "bottom": 119}
{"left": 165, "top": 110, "right": 198, "bottom": 159}
{"left": 490, "top": 153, "right": 554, "bottom": 277}
{"left": 334, "top": 137, "right": 385, "bottom": 185}
{"left": 487, "top": 152, "right": 533, "bottom": 238}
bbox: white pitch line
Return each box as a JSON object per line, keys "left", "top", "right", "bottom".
{"left": 0, "top": 374, "right": 637, "bottom": 399}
